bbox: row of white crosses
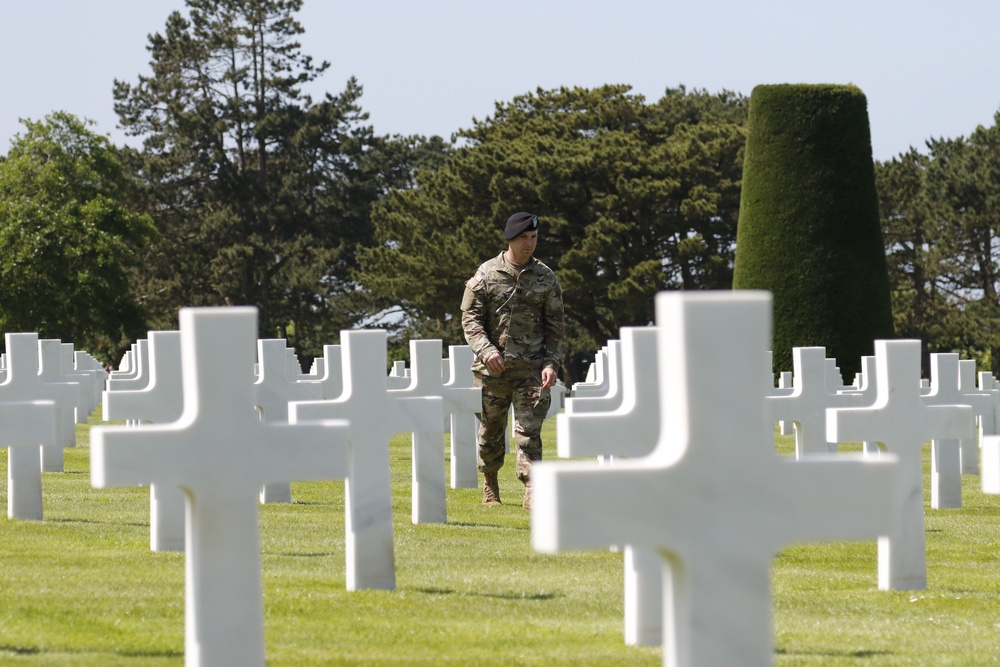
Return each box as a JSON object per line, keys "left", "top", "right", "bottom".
{"left": 537, "top": 290, "right": 995, "bottom": 667}
{"left": 93, "top": 309, "right": 487, "bottom": 666}
{"left": 101, "top": 327, "right": 484, "bottom": 545}
{"left": 0, "top": 334, "right": 105, "bottom": 520}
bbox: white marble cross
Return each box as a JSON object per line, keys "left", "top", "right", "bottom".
{"left": 387, "top": 339, "right": 447, "bottom": 524}
{"left": 92, "top": 307, "right": 349, "bottom": 667}
{"left": 534, "top": 291, "right": 898, "bottom": 667}
{"left": 0, "top": 333, "right": 78, "bottom": 486}
{"left": 828, "top": 340, "right": 973, "bottom": 590}
{"left": 76, "top": 349, "right": 109, "bottom": 410}
{"left": 0, "top": 399, "right": 57, "bottom": 520}
{"left": 572, "top": 346, "right": 610, "bottom": 398}
{"left": 0, "top": 334, "right": 61, "bottom": 520}
{"left": 978, "top": 372, "right": 1000, "bottom": 438}
{"left": 253, "top": 338, "right": 323, "bottom": 504}
{"left": 290, "top": 329, "right": 440, "bottom": 591}
{"left": 766, "top": 347, "right": 863, "bottom": 457}
{"left": 37, "top": 338, "right": 84, "bottom": 472}
{"left": 108, "top": 339, "right": 149, "bottom": 390}
{"left": 567, "top": 340, "right": 623, "bottom": 412}
{"left": 556, "top": 326, "right": 663, "bottom": 647}
{"left": 103, "top": 330, "right": 187, "bottom": 552}
{"left": 62, "top": 343, "right": 100, "bottom": 418}
{"left": 959, "top": 359, "right": 988, "bottom": 474}
{"left": 920, "top": 354, "right": 990, "bottom": 509}
{"left": 442, "top": 345, "right": 482, "bottom": 489}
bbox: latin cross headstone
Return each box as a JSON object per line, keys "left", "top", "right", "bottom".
{"left": 978, "top": 371, "right": 1000, "bottom": 438}
{"left": 959, "top": 359, "right": 988, "bottom": 473}
{"left": 572, "top": 346, "right": 609, "bottom": 398}
{"left": 92, "top": 307, "right": 349, "bottom": 667}
{"left": 566, "top": 340, "right": 622, "bottom": 413}
{"left": 387, "top": 360, "right": 409, "bottom": 389}
{"left": 253, "top": 338, "right": 323, "bottom": 504}
{"left": 442, "top": 345, "right": 482, "bottom": 489}
{"left": 774, "top": 369, "right": 794, "bottom": 437}
{"left": 76, "top": 350, "right": 109, "bottom": 405}
{"left": 920, "top": 353, "right": 990, "bottom": 509}
{"left": 290, "top": 329, "right": 440, "bottom": 590}
{"left": 103, "top": 330, "right": 187, "bottom": 552}
{"left": 37, "top": 338, "right": 84, "bottom": 472}
{"left": 109, "top": 339, "right": 149, "bottom": 390}
{"left": 0, "top": 333, "right": 76, "bottom": 520}
{"left": 556, "top": 326, "right": 663, "bottom": 647}
{"left": 62, "top": 344, "right": 99, "bottom": 418}
{"left": 533, "top": 291, "right": 898, "bottom": 667}
{"left": 828, "top": 340, "right": 973, "bottom": 590}
{"left": 766, "top": 347, "right": 862, "bottom": 457}
{"left": 313, "top": 344, "right": 344, "bottom": 400}
{"left": 386, "top": 339, "right": 447, "bottom": 524}
{"left": 0, "top": 399, "right": 57, "bottom": 520}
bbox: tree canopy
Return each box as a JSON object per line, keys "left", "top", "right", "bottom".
{"left": 876, "top": 114, "right": 1000, "bottom": 373}
{"left": 0, "top": 112, "right": 155, "bottom": 359}
{"left": 112, "top": 0, "right": 447, "bottom": 361}
{"left": 355, "top": 84, "right": 747, "bottom": 378}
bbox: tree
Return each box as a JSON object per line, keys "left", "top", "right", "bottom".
{"left": 876, "top": 147, "right": 960, "bottom": 373}
{"left": 355, "top": 84, "right": 747, "bottom": 380}
{"left": 0, "top": 112, "right": 156, "bottom": 360}
{"left": 113, "top": 0, "right": 440, "bottom": 360}
{"left": 732, "top": 84, "right": 895, "bottom": 381}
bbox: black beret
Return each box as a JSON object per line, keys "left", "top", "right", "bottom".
{"left": 504, "top": 212, "right": 539, "bottom": 240}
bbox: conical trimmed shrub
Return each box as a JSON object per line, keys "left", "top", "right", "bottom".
{"left": 733, "top": 84, "right": 894, "bottom": 382}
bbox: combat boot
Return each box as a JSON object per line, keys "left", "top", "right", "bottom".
{"left": 522, "top": 479, "right": 532, "bottom": 510}
{"left": 482, "top": 472, "right": 501, "bottom": 505}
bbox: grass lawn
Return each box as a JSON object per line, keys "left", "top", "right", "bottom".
{"left": 0, "top": 411, "right": 998, "bottom": 665}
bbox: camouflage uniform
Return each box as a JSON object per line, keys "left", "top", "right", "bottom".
{"left": 461, "top": 251, "right": 565, "bottom": 480}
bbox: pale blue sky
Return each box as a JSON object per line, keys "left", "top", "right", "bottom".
{"left": 1, "top": 0, "right": 997, "bottom": 162}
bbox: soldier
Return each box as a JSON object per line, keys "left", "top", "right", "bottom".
{"left": 460, "top": 212, "right": 565, "bottom": 508}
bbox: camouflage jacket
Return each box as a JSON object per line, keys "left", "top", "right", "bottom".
{"left": 461, "top": 252, "right": 565, "bottom": 377}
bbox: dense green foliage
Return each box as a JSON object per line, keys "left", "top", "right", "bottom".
{"left": 875, "top": 115, "right": 1000, "bottom": 375}
{"left": 356, "top": 85, "right": 747, "bottom": 378}
{"left": 112, "top": 0, "right": 447, "bottom": 363}
{"left": 3, "top": 0, "right": 1000, "bottom": 372}
{"left": 733, "top": 84, "right": 895, "bottom": 381}
{"left": 0, "top": 112, "right": 155, "bottom": 359}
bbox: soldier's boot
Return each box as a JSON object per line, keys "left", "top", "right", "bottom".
{"left": 517, "top": 454, "right": 535, "bottom": 510}
{"left": 482, "top": 472, "right": 501, "bottom": 506}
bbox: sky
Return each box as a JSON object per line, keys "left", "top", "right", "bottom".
{"left": 1, "top": 0, "right": 998, "bottom": 162}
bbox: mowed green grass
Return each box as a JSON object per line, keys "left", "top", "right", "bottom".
{"left": 0, "top": 412, "right": 998, "bottom": 665}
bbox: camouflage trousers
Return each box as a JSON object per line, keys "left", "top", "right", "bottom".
{"left": 474, "top": 371, "right": 551, "bottom": 481}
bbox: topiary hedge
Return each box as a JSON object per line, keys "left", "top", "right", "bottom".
{"left": 732, "top": 83, "right": 894, "bottom": 382}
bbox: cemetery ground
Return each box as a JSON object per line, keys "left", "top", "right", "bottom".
{"left": 0, "top": 414, "right": 999, "bottom": 665}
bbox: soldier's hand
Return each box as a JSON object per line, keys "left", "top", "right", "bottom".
{"left": 485, "top": 352, "right": 506, "bottom": 374}
{"left": 541, "top": 367, "right": 557, "bottom": 389}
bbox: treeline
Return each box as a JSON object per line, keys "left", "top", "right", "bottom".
{"left": 0, "top": 0, "right": 998, "bottom": 379}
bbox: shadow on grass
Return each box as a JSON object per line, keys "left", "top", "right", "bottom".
{"left": 265, "top": 551, "right": 338, "bottom": 558}
{"left": 0, "top": 645, "right": 183, "bottom": 659}
{"left": 412, "top": 587, "right": 561, "bottom": 602}
{"left": 118, "top": 649, "right": 185, "bottom": 658}
{"left": 47, "top": 517, "right": 148, "bottom": 528}
{"left": 776, "top": 648, "right": 893, "bottom": 658}
{"left": 445, "top": 521, "right": 529, "bottom": 531}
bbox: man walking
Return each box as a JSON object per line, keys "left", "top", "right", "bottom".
{"left": 460, "top": 212, "right": 565, "bottom": 508}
